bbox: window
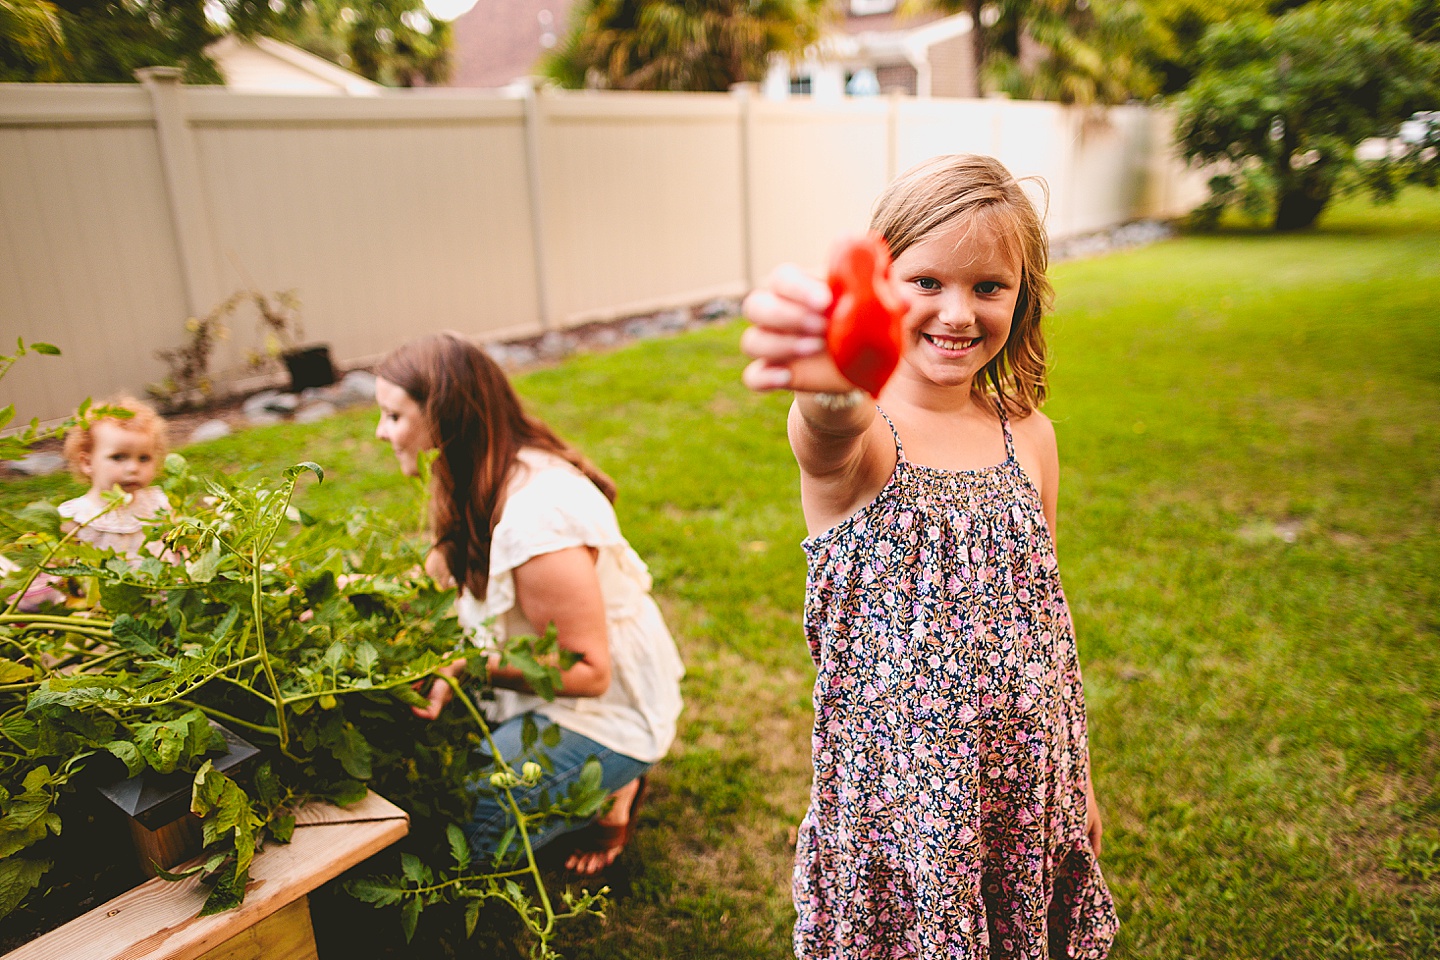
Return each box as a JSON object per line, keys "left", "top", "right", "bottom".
{"left": 790, "top": 75, "right": 813, "bottom": 95}
{"left": 850, "top": 0, "right": 897, "bottom": 16}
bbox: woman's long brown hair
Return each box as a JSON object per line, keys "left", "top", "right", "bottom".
{"left": 376, "top": 332, "right": 616, "bottom": 599}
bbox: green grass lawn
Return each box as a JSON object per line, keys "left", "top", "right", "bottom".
{"left": 4, "top": 190, "right": 1437, "bottom": 958}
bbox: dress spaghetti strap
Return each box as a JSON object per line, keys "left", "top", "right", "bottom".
{"left": 875, "top": 407, "right": 906, "bottom": 462}
{"left": 996, "top": 400, "right": 1017, "bottom": 462}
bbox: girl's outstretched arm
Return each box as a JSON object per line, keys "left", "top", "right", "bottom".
{"left": 742, "top": 265, "right": 898, "bottom": 535}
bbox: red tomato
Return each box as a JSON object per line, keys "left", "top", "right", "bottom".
{"left": 825, "top": 233, "right": 906, "bottom": 398}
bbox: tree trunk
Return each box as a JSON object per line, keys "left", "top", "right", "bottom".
{"left": 966, "top": 0, "right": 986, "bottom": 96}
{"left": 1273, "top": 165, "right": 1335, "bottom": 231}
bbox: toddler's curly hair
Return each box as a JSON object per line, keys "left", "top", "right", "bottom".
{"left": 62, "top": 397, "right": 169, "bottom": 482}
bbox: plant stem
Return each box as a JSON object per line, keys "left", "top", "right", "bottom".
{"left": 440, "top": 672, "right": 558, "bottom": 934}
{"left": 175, "top": 699, "right": 281, "bottom": 737}
{"left": 250, "top": 545, "right": 289, "bottom": 754}
{"left": 0, "top": 614, "right": 115, "bottom": 629}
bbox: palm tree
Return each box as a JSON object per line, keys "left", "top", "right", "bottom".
{"left": 542, "top": 0, "right": 829, "bottom": 92}
{"left": 0, "top": 0, "right": 72, "bottom": 81}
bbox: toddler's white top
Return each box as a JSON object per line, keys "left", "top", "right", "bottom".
{"left": 456, "top": 448, "right": 684, "bottom": 763}
{"left": 58, "top": 487, "right": 170, "bottom": 556}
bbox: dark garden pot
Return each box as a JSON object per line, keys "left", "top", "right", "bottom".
{"left": 283, "top": 344, "right": 337, "bottom": 392}
{"left": 95, "top": 722, "right": 259, "bottom": 876}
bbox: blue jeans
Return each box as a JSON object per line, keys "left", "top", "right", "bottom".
{"left": 463, "top": 711, "right": 650, "bottom": 865}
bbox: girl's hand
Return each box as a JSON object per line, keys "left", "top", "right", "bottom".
{"left": 412, "top": 659, "right": 467, "bottom": 720}
{"left": 1085, "top": 777, "right": 1103, "bottom": 857}
{"left": 740, "top": 264, "right": 854, "bottom": 394}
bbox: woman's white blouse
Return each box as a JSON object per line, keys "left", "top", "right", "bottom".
{"left": 456, "top": 449, "right": 684, "bottom": 763}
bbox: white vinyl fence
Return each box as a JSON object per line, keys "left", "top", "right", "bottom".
{"left": 0, "top": 75, "right": 1206, "bottom": 423}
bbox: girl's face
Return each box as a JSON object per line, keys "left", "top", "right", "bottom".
{"left": 375, "top": 377, "right": 435, "bottom": 477}
{"left": 891, "top": 215, "right": 1022, "bottom": 391}
{"left": 83, "top": 420, "right": 158, "bottom": 495}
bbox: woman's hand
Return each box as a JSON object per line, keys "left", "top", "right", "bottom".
{"left": 412, "top": 659, "right": 467, "bottom": 720}
{"left": 740, "top": 264, "right": 855, "bottom": 395}
{"left": 1085, "top": 776, "right": 1104, "bottom": 857}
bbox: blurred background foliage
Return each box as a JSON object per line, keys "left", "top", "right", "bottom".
{"left": 0, "top": 0, "right": 449, "bottom": 86}
{"left": 540, "top": 0, "right": 830, "bottom": 91}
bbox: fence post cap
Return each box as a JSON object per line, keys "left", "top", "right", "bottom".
{"left": 135, "top": 66, "right": 185, "bottom": 85}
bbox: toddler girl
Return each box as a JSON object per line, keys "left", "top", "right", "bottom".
{"left": 59, "top": 398, "right": 171, "bottom": 555}
{"left": 741, "top": 154, "right": 1118, "bottom": 958}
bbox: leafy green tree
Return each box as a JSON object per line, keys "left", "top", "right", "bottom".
{"left": 0, "top": 0, "right": 450, "bottom": 86}
{"left": 1123, "top": 0, "right": 1293, "bottom": 96}
{"left": 1176, "top": 0, "right": 1440, "bottom": 230}
{"left": 915, "top": 0, "right": 1158, "bottom": 104}
{"left": 984, "top": 0, "right": 1157, "bottom": 104}
{"left": 541, "top": 0, "right": 829, "bottom": 92}
{"left": 266, "top": 0, "right": 452, "bottom": 87}
{"left": 0, "top": 0, "right": 233, "bottom": 82}
{"left": 0, "top": 0, "right": 70, "bottom": 81}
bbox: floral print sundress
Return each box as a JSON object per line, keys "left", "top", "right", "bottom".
{"left": 794, "top": 406, "right": 1118, "bottom": 960}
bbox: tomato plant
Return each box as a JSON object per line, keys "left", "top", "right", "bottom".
{"left": 0, "top": 341, "right": 606, "bottom": 956}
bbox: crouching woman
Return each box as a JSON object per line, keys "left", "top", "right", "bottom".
{"left": 374, "top": 332, "right": 684, "bottom": 874}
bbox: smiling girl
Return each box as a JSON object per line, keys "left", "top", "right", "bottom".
{"left": 741, "top": 155, "right": 1118, "bottom": 958}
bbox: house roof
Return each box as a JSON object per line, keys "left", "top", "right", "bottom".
{"left": 837, "top": 9, "right": 946, "bottom": 36}
{"left": 818, "top": 9, "right": 971, "bottom": 62}
{"left": 207, "top": 35, "right": 383, "bottom": 96}
{"left": 448, "top": 0, "right": 577, "bottom": 88}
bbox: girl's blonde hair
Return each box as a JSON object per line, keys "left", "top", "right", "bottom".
{"left": 63, "top": 397, "right": 169, "bottom": 481}
{"left": 870, "top": 154, "right": 1054, "bottom": 417}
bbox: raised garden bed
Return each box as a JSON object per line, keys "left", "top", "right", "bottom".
{"left": 4, "top": 791, "right": 408, "bottom": 960}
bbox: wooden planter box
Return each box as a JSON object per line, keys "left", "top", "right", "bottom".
{"left": 4, "top": 791, "right": 408, "bottom": 960}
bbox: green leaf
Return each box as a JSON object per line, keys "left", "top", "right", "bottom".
{"left": 318, "top": 715, "right": 373, "bottom": 780}
{"left": 270, "top": 813, "right": 295, "bottom": 844}
{"left": 0, "top": 659, "right": 33, "bottom": 684}
{"left": 447, "top": 823, "right": 470, "bottom": 869}
{"left": 111, "top": 615, "right": 162, "bottom": 657}
{"left": 97, "top": 579, "right": 147, "bottom": 616}
{"left": 400, "top": 851, "right": 428, "bottom": 884}
{"left": 134, "top": 710, "right": 217, "bottom": 775}
{"left": 567, "top": 758, "right": 609, "bottom": 819}
{"left": 104, "top": 740, "right": 145, "bottom": 777}
{"left": 400, "top": 896, "right": 420, "bottom": 942}
{"left": 29, "top": 342, "right": 60, "bottom": 355}
{"left": 493, "top": 824, "right": 516, "bottom": 863}
{"left": 284, "top": 461, "right": 325, "bottom": 484}
{"left": 0, "top": 857, "right": 51, "bottom": 918}
{"left": 327, "top": 779, "right": 368, "bottom": 806}
{"left": 0, "top": 716, "right": 38, "bottom": 752}
{"left": 185, "top": 542, "right": 223, "bottom": 583}
{"left": 198, "top": 862, "right": 247, "bottom": 916}
{"left": 354, "top": 641, "right": 379, "bottom": 675}
{"left": 153, "top": 863, "right": 205, "bottom": 881}
{"left": 464, "top": 898, "right": 481, "bottom": 938}
{"left": 347, "top": 876, "right": 403, "bottom": 907}
{"left": 191, "top": 762, "right": 262, "bottom": 876}
{"left": 16, "top": 502, "right": 61, "bottom": 538}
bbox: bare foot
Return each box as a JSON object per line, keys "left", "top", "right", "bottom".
{"left": 565, "top": 777, "right": 643, "bottom": 875}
